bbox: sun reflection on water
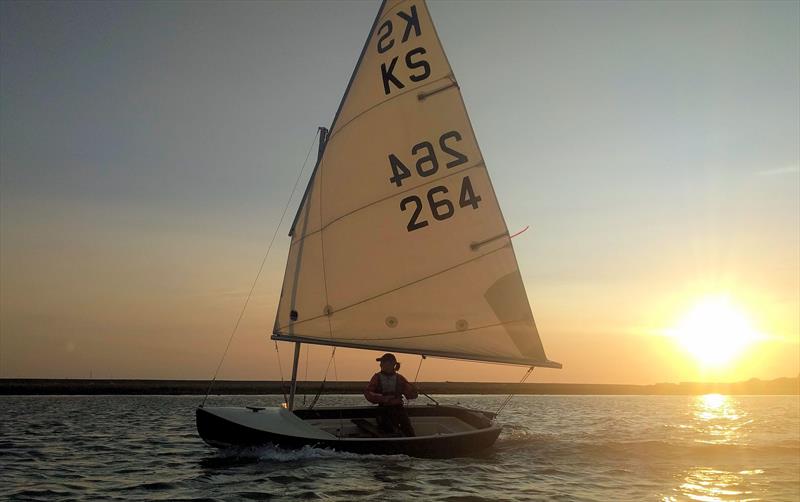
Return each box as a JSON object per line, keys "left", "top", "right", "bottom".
{"left": 663, "top": 394, "right": 763, "bottom": 501}
{"left": 674, "top": 468, "right": 758, "bottom": 502}
{"left": 692, "top": 393, "right": 747, "bottom": 445}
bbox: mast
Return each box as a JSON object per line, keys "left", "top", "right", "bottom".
{"left": 286, "top": 126, "right": 329, "bottom": 411}
{"left": 288, "top": 342, "right": 301, "bottom": 410}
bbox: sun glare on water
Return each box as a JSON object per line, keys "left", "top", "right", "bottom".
{"left": 666, "top": 296, "right": 761, "bottom": 367}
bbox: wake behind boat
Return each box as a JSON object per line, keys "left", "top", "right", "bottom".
{"left": 197, "top": 0, "right": 560, "bottom": 459}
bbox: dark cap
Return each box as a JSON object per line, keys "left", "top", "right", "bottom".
{"left": 376, "top": 353, "right": 397, "bottom": 363}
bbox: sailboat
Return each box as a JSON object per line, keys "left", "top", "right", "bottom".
{"left": 196, "top": 0, "right": 561, "bottom": 459}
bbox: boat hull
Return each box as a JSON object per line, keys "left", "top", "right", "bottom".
{"left": 196, "top": 405, "right": 502, "bottom": 459}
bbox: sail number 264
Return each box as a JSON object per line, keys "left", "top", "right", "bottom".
{"left": 388, "top": 130, "right": 482, "bottom": 232}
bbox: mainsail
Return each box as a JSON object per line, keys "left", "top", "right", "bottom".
{"left": 272, "top": 0, "right": 560, "bottom": 368}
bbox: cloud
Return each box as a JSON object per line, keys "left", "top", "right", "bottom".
{"left": 756, "top": 165, "right": 800, "bottom": 176}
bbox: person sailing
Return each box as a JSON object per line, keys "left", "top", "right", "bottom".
{"left": 364, "top": 353, "right": 418, "bottom": 437}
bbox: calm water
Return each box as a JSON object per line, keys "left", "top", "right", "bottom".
{"left": 1, "top": 394, "right": 798, "bottom": 501}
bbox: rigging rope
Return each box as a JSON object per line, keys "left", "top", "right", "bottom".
{"left": 200, "top": 129, "right": 321, "bottom": 407}
{"left": 411, "top": 355, "right": 438, "bottom": 405}
{"left": 274, "top": 341, "right": 288, "bottom": 406}
{"left": 330, "top": 349, "right": 343, "bottom": 436}
{"left": 413, "top": 355, "right": 425, "bottom": 383}
{"left": 308, "top": 347, "right": 337, "bottom": 409}
{"left": 302, "top": 343, "right": 310, "bottom": 406}
{"left": 494, "top": 366, "right": 534, "bottom": 417}
{"left": 332, "top": 348, "right": 339, "bottom": 382}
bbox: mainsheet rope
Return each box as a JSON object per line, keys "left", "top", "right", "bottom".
{"left": 200, "top": 129, "right": 321, "bottom": 407}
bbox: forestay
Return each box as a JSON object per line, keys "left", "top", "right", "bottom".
{"left": 272, "top": 0, "right": 560, "bottom": 368}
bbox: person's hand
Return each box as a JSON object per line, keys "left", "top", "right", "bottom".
{"left": 386, "top": 397, "right": 403, "bottom": 406}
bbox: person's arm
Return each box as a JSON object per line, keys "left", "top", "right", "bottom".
{"left": 364, "top": 374, "right": 386, "bottom": 404}
{"left": 400, "top": 375, "right": 419, "bottom": 400}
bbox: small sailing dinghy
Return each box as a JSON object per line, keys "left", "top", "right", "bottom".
{"left": 197, "top": 0, "right": 560, "bottom": 459}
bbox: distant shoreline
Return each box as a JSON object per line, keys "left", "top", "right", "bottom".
{"left": 1, "top": 377, "right": 797, "bottom": 396}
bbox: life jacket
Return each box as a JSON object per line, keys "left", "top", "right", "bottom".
{"left": 375, "top": 372, "right": 403, "bottom": 402}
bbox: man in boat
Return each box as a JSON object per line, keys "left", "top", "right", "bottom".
{"left": 364, "top": 353, "right": 418, "bottom": 437}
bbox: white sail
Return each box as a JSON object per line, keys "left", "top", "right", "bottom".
{"left": 273, "top": 0, "right": 560, "bottom": 368}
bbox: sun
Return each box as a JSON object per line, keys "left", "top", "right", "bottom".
{"left": 666, "top": 296, "right": 761, "bottom": 367}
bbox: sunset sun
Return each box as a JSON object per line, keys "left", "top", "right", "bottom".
{"left": 666, "top": 296, "right": 761, "bottom": 367}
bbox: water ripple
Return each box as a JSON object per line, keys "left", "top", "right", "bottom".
{"left": 0, "top": 395, "right": 798, "bottom": 500}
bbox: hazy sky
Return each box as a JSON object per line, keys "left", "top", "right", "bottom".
{"left": 1, "top": 0, "right": 798, "bottom": 384}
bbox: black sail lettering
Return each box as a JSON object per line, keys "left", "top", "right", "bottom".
{"left": 376, "top": 20, "right": 394, "bottom": 54}
{"left": 381, "top": 57, "right": 405, "bottom": 95}
{"left": 397, "top": 5, "right": 421, "bottom": 42}
{"left": 406, "top": 47, "right": 430, "bottom": 83}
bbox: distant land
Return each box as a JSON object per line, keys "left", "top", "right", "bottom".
{"left": 1, "top": 377, "right": 797, "bottom": 396}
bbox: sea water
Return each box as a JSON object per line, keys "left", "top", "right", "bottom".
{"left": 1, "top": 394, "right": 798, "bottom": 501}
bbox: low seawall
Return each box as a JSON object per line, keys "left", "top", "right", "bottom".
{"left": 1, "top": 378, "right": 797, "bottom": 395}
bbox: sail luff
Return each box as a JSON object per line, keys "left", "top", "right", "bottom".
{"left": 288, "top": 0, "right": 389, "bottom": 237}
{"left": 280, "top": 0, "right": 390, "bottom": 343}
